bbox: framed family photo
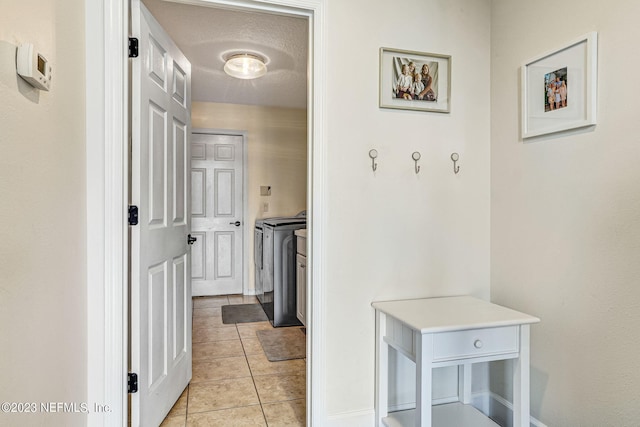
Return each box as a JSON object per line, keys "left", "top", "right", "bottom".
{"left": 521, "top": 32, "right": 598, "bottom": 139}
{"left": 379, "top": 47, "right": 451, "bottom": 113}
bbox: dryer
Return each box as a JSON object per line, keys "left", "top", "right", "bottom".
{"left": 254, "top": 212, "right": 305, "bottom": 301}
{"left": 255, "top": 215, "right": 306, "bottom": 326}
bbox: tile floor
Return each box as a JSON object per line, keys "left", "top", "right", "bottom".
{"left": 160, "top": 295, "right": 306, "bottom": 427}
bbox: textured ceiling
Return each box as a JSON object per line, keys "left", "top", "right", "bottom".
{"left": 142, "top": 0, "right": 309, "bottom": 109}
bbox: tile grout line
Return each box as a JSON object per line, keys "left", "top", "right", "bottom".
{"left": 226, "top": 297, "right": 265, "bottom": 410}
{"left": 235, "top": 317, "right": 271, "bottom": 426}
{"left": 248, "top": 329, "right": 270, "bottom": 426}
{"left": 182, "top": 385, "right": 189, "bottom": 427}
{"left": 165, "top": 295, "right": 302, "bottom": 426}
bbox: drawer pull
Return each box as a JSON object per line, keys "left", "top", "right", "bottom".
{"left": 474, "top": 339, "right": 483, "bottom": 349}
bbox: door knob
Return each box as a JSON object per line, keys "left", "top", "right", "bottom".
{"left": 187, "top": 234, "right": 197, "bottom": 245}
{"left": 230, "top": 221, "right": 241, "bottom": 227}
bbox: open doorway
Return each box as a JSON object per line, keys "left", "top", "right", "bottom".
{"left": 142, "top": 0, "right": 309, "bottom": 298}
{"left": 85, "top": 0, "right": 325, "bottom": 424}
{"left": 136, "top": 0, "right": 310, "bottom": 425}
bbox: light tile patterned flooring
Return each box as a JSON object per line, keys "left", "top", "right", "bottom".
{"left": 161, "top": 295, "right": 306, "bottom": 427}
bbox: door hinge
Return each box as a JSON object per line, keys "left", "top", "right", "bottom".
{"left": 128, "top": 373, "right": 138, "bottom": 394}
{"left": 128, "top": 205, "right": 139, "bottom": 226}
{"left": 128, "top": 38, "right": 139, "bottom": 58}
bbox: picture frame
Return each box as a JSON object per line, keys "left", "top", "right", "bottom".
{"left": 521, "top": 32, "right": 597, "bottom": 139}
{"left": 379, "top": 47, "right": 451, "bottom": 113}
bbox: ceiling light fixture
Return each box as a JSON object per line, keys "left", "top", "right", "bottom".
{"left": 224, "top": 53, "right": 267, "bottom": 80}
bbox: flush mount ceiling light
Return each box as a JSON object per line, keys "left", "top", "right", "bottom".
{"left": 224, "top": 53, "right": 267, "bottom": 80}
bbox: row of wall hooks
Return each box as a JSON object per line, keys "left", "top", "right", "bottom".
{"left": 368, "top": 149, "right": 461, "bottom": 175}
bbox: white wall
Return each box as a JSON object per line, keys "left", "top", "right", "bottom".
{"left": 15, "top": 0, "right": 633, "bottom": 425}
{"left": 192, "top": 102, "right": 307, "bottom": 292}
{"left": 0, "top": 1, "right": 87, "bottom": 426}
{"left": 324, "top": 0, "right": 492, "bottom": 420}
{"left": 490, "top": 0, "right": 640, "bottom": 425}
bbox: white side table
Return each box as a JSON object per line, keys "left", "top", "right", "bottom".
{"left": 372, "top": 296, "right": 540, "bottom": 427}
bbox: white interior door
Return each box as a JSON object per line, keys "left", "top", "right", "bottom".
{"left": 191, "top": 132, "right": 244, "bottom": 296}
{"left": 130, "top": 1, "right": 192, "bottom": 426}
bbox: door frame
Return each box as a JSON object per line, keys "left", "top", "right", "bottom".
{"left": 85, "top": 0, "right": 327, "bottom": 425}
{"left": 191, "top": 128, "right": 249, "bottom": 296}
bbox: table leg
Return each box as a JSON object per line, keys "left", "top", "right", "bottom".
{"left": 415, "top": 333, "right": 433, "bottom": 427}
{"left": 375, "top": 311, "right": 388, "bottom": 426}
{"left": 458, "top": 364, "right": 472, "bottom": 404}
{"left": 513, "top": 324, "right": 530, "bottom": 427}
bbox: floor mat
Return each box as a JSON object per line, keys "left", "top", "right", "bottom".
{"left": 221, "top": 304, "right": 268, "bottom": 324}
{"left": 256, "top": 327, "right": 306, "bottom": 361}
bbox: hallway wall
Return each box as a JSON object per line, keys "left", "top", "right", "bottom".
{"left": 323, "top": 0, "right": 492, "bottom": 421}
{"left": 0, "top": 1, "right": 87, "bottom": 426}
{"left": 490, "top": 0, "right": 640, "bottom": 424}
{"left": 11, "top": 1, "right": 640, "bottom": 426}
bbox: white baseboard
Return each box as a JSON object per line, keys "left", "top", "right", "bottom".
{"left": 325, "top": 409, "right": 374, "bottom": 427}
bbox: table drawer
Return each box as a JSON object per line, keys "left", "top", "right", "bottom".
{"left": 432, "top": 326, "right": 519, "bottom": 362}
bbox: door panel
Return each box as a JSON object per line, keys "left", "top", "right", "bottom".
{"left": 215, "top": 231, "right": 234, "bottom": 278}
{"left": 131, "top": 1, "right": 192, "bottom": 426}
{"left": 172, "top": 254, "right": 188, "bottom": 360}
{"left": 191, "top": 168, "right": 206, "bottom": 217}
{"left": 215, "top": 169, "right": 235, "bottom": 216}
{"left": 173, "top": 119, "right": 187, "bottom": 225}
{"left": 190, "top": 232, "right": 206, "bottom": 280}
{"left": 149, "top": 103, "right": 167, "bottom": 227}
{"left": 148, "top": 261, "right": 167, "bottom": 390}
{"left": 191, "top": 133, "right": 244, "bottom": 296}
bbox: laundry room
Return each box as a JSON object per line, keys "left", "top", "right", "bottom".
{"left": 141, "top": 0, "right": 309, "bottom": 293}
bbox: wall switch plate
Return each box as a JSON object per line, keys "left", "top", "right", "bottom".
{"left": 260, "top": 186, "right": 272, "bottom": 196}
{"left": 263, "top": 202, "right": 269, "bottom": 212}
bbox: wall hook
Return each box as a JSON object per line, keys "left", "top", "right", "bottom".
{"left": 369, "top": 149, "right": 378, "bottom": 172}
{"left": 412, "top": 151, "right": 421, "bottom": 174}
{"left": 451, "top": 152, "right": 460, "bottom": 174}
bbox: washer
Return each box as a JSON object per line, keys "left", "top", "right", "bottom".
{"left": 255, "top": 215, "right": 306, "bottom": 326}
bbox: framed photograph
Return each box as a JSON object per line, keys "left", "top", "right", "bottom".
{"left": 379, "top": 47, "right": 451, "bottom": 113}
{"left": 521, "top": 32, "right": 597, "bottom": 139}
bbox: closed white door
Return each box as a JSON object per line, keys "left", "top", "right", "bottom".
{"left": 130, "top": 1, "right": 192, "bottom": 426}
{"left": 191, "top": 133, "right": 244, "bottom": 296}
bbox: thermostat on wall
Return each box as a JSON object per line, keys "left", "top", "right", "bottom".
{"left": 16, "top": 43, "right": 52, "bottom": 91}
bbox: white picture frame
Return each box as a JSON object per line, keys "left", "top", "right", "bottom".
{"left": 521, "top": 32, "right": 597, "bottom": 139}
{"left": 379, "top": 47, "right": 451, "bottom": 113}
